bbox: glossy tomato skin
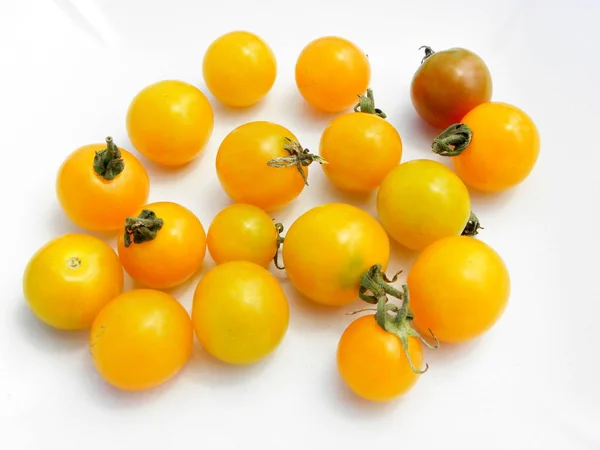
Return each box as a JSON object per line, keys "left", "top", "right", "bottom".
{"left": 320, "top": 113, "right": 402, "bottom": 192}
{"left": 192, "top": 261, "right": 289, "bottom": 364}
{"left": 377, "top": 159, "right": 471, "bottom": 251}
{"left": 56, "top": 142, "right": 149, "bottom": 232}
{"left": 90, "top": 289, "right": 193, "bottom": 391}
{"left": 203, "top": 31, "right": 276, "bottom": 107}
{"left": 407, "top": 236, "right": 510, "bottom": 343}
{"left": 455, "top": 102, "right": 540, "bottom": 192}
{"left": 411, "top": 48, "right": 492, "bottom": 129}
{"left": 207, "top": 203, "right": 278, "bottom": 267}
{"left": 337, "top": 315, "right": 423, "bottom": 401}
{"left": 126, "top": 80, "right": 214, "bottom": 166}
{"left": 216, "top": 121, "right": 306, "bottom": 211}
{"left": 23, "top": 234, "right": 123, "bottom": 330}
{"left": 282, "top": 203, "right": 390, "bottom": 306}
{"left": 117, "top": 202, "right": 206, "bottom": 289}
{"left": 295, "top": 36, "right": 370, "bottom": 113}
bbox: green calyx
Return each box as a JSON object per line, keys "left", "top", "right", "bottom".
{"left": 266, "top": 138, "right": 328, "bottom": 186}
{"left": 273, "top": 222, "right": 285, "bottom": 269}
{"left": 419, "top": 45, "right": 435, "bottom": 64}
{"left": 353, "top": 88, "right": 387, "bottom": 119}
{"left": 358, "top": 264, "right": 439, "bottom": 374}
{"left": 123, "top": 210, "right": 164, "bottom": 247}
{"left": 93, "top": 137, "right": 125, "bottom": 180}
{"left": 462, "top": 211, "right": 483, "bottom": 237}
{"left": 432, "top": 123, "right": 473, "bottom": 156}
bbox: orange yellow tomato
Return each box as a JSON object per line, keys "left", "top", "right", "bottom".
{"left": 320, "top": 90, "right": 402, "bottom": 192}
{"left": 216, "top": 121, "right": 323, "bottom": 211}
{"left": 207, "top": 203, "right": 281, "bottom": 267}
{"left": 203, "top": 31, "right": 276, "bottom": 107}
{"left": 282, "top": 203, "right": 389, "bottom": 306}
{"left": 22, "top": 234, "right": 123, "bottom": 330}
{"left": 126, "top": 80, "right": 214, "bottom": 166}
{"left": 90, "top": 289, "right": 193, "bottom": 391}
{"left": 192, "top": 261, "right": 289, "bottom": 364}
{"left": 56, "top": 137, "right": 149, "bottom": 231}
{"left": 295, "top": 36, "right": 370, "bottom": 113}
{"left": 407, "top": 236, "right": 510, "bottom": 343}
{"left": 117, "top": 202, "right": 206, "bottom": 289}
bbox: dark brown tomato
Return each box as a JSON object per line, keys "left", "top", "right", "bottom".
{"left": 410, "top": 47, "right": 492, "bottom": 129}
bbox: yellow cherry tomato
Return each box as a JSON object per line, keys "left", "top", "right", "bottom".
{"left": 216, "top": 121, "right": 324, "bottom": 211}
{"left": 117, "top": 202, "right": 206, "bottom": 289}
{"left": 282, "top": 203, "right": 390, "bottom": 306}
{"left": 320, "top": 90, "right": 402, "bottom": 192}
{"left": 377, "top": 159, "right": 471, "bottom": 251}
{"left": 90, "top": 289, "right": 193, "bottom": 391}
{"left": 338, "top": 315, "right": 424, "bottom": 402}
{"left": 23, "top": 234, "right": 123, "bottom": 330}
{"left": 203, "top": 31, "right": 276, "bottom": 107}
{"left": 192, "top": 261, "right": 289, "bottom": 364}
{"left": 56, "top": 137, "right": 149, "bottom": 231}
{"left": 296, "top": 36, "right": 370, "bottom": 112}
{"left": 207, "top": 203, "right": 282, "bottom": 267}
{"left": 126, "top": 80, "right": 214, "bottom": 166}
{"left": 433, "top": 102, "right": 540, "bottom": 193}
{"left": 407, "top": 236, "right": 510, "bottom": 343}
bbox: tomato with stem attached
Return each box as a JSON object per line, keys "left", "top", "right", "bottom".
{"left": 56, "top": 137, "right": 149, "bottom": 231}
{"left": 377, "top": 159, "right": 477, "bottom": 252}
{"left": 216, "top": 121, "right": 326, "bottom": 211}
{"left": 23, "top": 234, "right": 123, "bottom": 330}
{"left": 337, "top": 266, "right": 438, "bottom": 401}
{"left": 296, "top": 36, "right": 370, "bottom": 113}
{"left": 407, "top": 235, "right": 510, "bottom": 343}
{"left": 320, "top": 89, "right": 402, "bottom": 192}
{"left": 411, "top": 46, "right": 492, "bottom": 129}
{"left": 90, "top": 289, "right": 193, "bottom": 391}
{"left": 126, "top": 80, "right": 214, "bottom": 166}
{"left": 203, "top": 31, "right": 276, "bottom": 107}
{"left": 192, "top": 261, "right": 289, "bottom": 365}
{"left": 282, "top": 203, "right": 390, "bottom": 306}
{"left": 432, "top": 102, "right": 540, "bottom": 193}
{"left": 117, "top": 202, "right": 206, "bottom": 289}
{"left": 207, "top": 203, "right": 284, "bottom": 268}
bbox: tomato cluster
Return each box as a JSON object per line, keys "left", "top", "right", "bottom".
{"left": 22, "top": 32, "right": 538, "bottom": 401}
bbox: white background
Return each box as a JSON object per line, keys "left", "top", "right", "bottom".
{"left": 1, "top": 0, "right": 599, "bottom": 449}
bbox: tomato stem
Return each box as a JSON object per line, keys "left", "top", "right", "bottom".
{"left": 353, "top": 88, "right": 387, "bottom": 119}
{"left": 419, "top": 46, "right": 435, "bottom": 64}
{"left": 462, "top": 211, "right": 483, "bottom": 237}
{"left": 273, "top": 222, "right": 285, "bottom": 269}
{"left": 123, "top": 209, "right": 164, "bottom": 247}
{"left": 93, "top": 137, "right": 125, "bottom": 180}
{"left": 358, "top": 264, "right": 439, "bottom": 374}
{"left": 266, "top": 138, "right": 327, "bottom": 186}
{"left": 431, "top": 123, "right": 473, "bottom": 156}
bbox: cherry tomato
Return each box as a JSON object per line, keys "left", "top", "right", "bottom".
{"left": 23, "top": 234, "right": 123, "bottom": 330}
{"left": 207, "top": 203, "right": 282, "bottom": 267}
{"left": 338, "top": 315, "right": 424, "bottom": 401}
{"left": 203, "top": 31, "right": 276, "bottom": 107}
{"left": 377, "top": 159, "right": 471, "bottom": 251}
{"left": 192, "top": 261, "right": 289, "bottom": 364}
{"left": 56, "top": 137, "right": 149, "bottom": 231}
{"left": 216, "top": 121, "right": 324, "bottom": 211}
{"left": 320, "top": 89, "right": 402, "bottom": 192}
{"left": 117, "top": 202, "right": 206, "bottom": 289}
{"left": 90, "top": 289, "right": 193, "bottom": 391}
{"left": 295, "top": 36, "right": 370, "bottom": 113}
{"left": 126, "top": 80, "right": 214, "bottom": 166}
{"left": 282, "top": 203, "right": 389, "bottom": 306}
{"left": 411, "top": 46, "right": 492, "bottom": 129}
{"left": 432, "top": 102, "right": 540, "bottom": 193}
{"left": 407, "top": 236, "right": 510, "bottom": 343}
